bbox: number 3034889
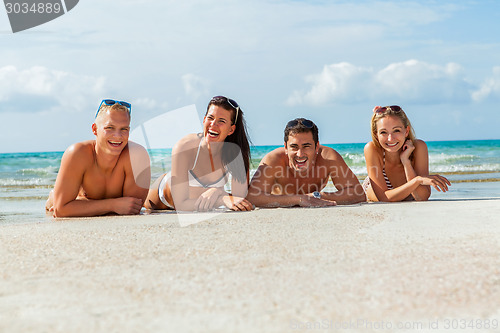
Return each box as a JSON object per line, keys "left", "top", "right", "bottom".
{"left": 443, "top": 319, "right": 498, "bottom": 330}
{"left": 5, "top": 2, "right": 62, "bottom": 14}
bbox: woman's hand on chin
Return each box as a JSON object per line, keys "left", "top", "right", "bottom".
{"left": 400, "top": 139, "right": 415, "bottom": 163}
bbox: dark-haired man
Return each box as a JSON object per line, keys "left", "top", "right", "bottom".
{"left": 247, "top": 118, "right": 365, "bottom": 207}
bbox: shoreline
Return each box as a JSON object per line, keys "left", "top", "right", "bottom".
{"left": 1, "top": 180, "right": 500, "bottom": 227}
{"left": 1, "top": 199, "right": 500, "bottom": 332}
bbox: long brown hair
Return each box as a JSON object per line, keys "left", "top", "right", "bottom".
{"left": 206, "top": 96, "right": 252, "bottom": 183}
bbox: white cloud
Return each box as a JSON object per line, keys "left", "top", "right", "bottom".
{"left": 0, "top": 65, "right": 106, "bottom": 113}
{"left": 472, "top": 66, "right": 500, "bottom": 102}
{"left": 182, "top": 73, "right": 211, "bottom": 101}
{"left": 375, "top": 60, "right": 470, "bottom": 103}
{"left": 287, "top": 60, "right": 474, "bottom": 106}
{"left": 287, "top": 62, "right": 372, "bottom": 106}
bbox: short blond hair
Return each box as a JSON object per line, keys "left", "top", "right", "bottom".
{"left": 95, "top": 103, "right": 130, "bottom": 122}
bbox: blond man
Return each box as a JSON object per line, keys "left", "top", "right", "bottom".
{"left": 46, "top": 99, "right": 150, "bottom": 217}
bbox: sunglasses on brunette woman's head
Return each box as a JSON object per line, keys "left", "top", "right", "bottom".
{"left": 210, "top": 95, "right": 240, "bottom": 124}
{"left": 373, "top": 105, "right": 402, "bottom": 114}
{"left": 95, "top": 99, "right": 132, "bottom": 118}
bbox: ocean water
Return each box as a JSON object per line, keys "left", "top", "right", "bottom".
{"left": 1, "top": 140, "right": 499, "bottom": 224}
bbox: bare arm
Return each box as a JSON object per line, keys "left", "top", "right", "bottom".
{"left": 123, "top": 141, "right": 150, "bottom": 202}
{"left": 220, "top": 152, "right": 253, "bottom": 211}
{"left": 403, "top": 140, "right": 450, "bottom": 200}
{"left": 247, "top": 164, "right": 300, "bottom": 207}
{"left": 168, "top": 136, "right": 230, "bottom": 211}
{"left": 400, "top": 140, "right": 430, "bottom": 200}
{"left": 52, "top": 144, "right": 143, "bottom": 217}
{"left": 364, "top": 141, "right": 449, "bottom": 202}
{"left": 321, "top": 150, "right": 366, "bottom": 205}
{"left": 365, "top": 142, "right": 418, "bottom": 202}
{"left": 246, "top": 151, "right": 334, "bottom": 208}
{"left": 219, "top": 172, "right": 253, "bottom": 211}
{"left": 169, "top": 137, "right": 202, "bottom": 211}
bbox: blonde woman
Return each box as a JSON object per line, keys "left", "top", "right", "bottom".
{"left": 363, "top": 105, "right": 450, "bottom": 202}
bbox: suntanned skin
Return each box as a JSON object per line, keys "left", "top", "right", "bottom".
{"left": 144, "top": 105, "right": 253, "bottom": 212}
{"left": 247, "top": 131, "right": 366, "bottom": 208}
{"left": 364, "top": 115, "right": 450, "bottom": 202}
{"left": 45, "top": 108, "right": 150, "bottom": 217}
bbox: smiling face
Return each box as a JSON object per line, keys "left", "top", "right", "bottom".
{"left": 92, "top": 108, "right": 131, "bottom": 156}
{"left": 376, "top": 115, "right": 410, "bottom": 153}
{"left": 285, "top": 131, "right": 319, "bottom": 172}
{"left": 203, "top": 105, "right": 235, "bottom": 143}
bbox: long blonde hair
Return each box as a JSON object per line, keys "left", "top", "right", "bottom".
{"left": 371, "top": 105, "right": 416, "bottom": 153}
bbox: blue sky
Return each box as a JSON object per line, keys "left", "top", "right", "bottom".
{"left": 1, "top": 0, "right": 499, "bottom": 153}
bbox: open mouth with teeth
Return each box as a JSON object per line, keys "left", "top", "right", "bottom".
{"left": 207, "top": 130, "right": 220, "bottom": 139}
{"left": 385, "top": 142, "right": 399, "bottom": 148}
{"left": 108, "top": 140, "right": 123, "bottom": 147}
{"left": 294, "top": 157, "right": 308, "bottom": 168}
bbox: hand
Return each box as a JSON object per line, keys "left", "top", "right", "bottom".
{"left": 418, "top": 175, "right": 451, "bottom": 192}
{"left": 299, "top": 194, "right": 337, "bottom": 208}
{"left": 400, "top": 139, "right": 415, "bottom": 163}
{"left": 113, "top": 197, "right": 143, "bottom": 215}
{"left": 46, "top": 205, "right": 56, "bottom": 218}
{"left": 45, "top": 189, "right": 54, "bottom": 213}
{"left": 222, "top": 195, "right": 254, "bottom": 211}
{"left": 194, "top": 187, "right": 225, "bottom": 211}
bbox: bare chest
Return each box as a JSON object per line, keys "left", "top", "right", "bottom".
{"left": 80, "top": 166, "right": 126, "bottom": 199}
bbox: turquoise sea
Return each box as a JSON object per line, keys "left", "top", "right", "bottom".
{"left": 1, "top": 140, "right": 499, "bottom": 224}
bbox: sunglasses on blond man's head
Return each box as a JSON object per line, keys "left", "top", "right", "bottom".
{"left": 95, "top": 99, "right": 132, "bottom": 118}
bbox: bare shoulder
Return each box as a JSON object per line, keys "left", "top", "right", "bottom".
{"left": 63, "top": 140, "right": 94, "bottom": 162}
{"left": 57, "top": 141, "right": 95, "bottom": 177}
{"left": 414, "top": 139, "right": 428, "bottom": 150}
{"left": 260, "top": 147, "right": 286, "bottom": 167}
{"left": 364, "top": 141, "right": 377, "bottom": 153}
{"left": 123, "top": 140, "right": 150, "bottom": 167}
{"left": 364, "top": 141, "right": 383, "bottom": 161}
{"left": 318, "top": 145, "right": 343, "bottom": 163}
{"left": 251, "top": 147, "right": 284, "bottom": 185}
{"left": 413, "top": 139, "right": 429, "bottom": 162}
{"left": 122, "top": 141, "right": 148, "bottom": 159}
{"left": 172, "top": 133, "right": 201, "bottom": 154}
{"left": 123, "top": 141, "right": 151, "bottom": 189}
{"left": 127, "top": 140, "right": 148, "bottom": 153}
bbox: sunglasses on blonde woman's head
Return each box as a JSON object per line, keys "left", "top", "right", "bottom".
{"left": 211, "top": 95, "right": 240, "bottom": 125}
{"left": 373, "top": 105, "right": 402, "bottom": 114}
{"left": 95, "top": 99, "right": 132, "bottom": 118}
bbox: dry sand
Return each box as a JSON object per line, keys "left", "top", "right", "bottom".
{"left": 1, "top": 199, "right": 500, "bottom": 332}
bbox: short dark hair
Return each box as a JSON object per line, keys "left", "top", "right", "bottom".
{"left": 284, "top": 118, "right": 319, "bottom": 146}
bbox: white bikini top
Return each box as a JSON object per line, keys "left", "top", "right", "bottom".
{"left": 188, "top": 139, "right": 228, "bottom": 188}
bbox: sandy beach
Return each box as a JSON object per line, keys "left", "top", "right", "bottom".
{"left": 1, "top": 199, "right": 500, "bottom": 332}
